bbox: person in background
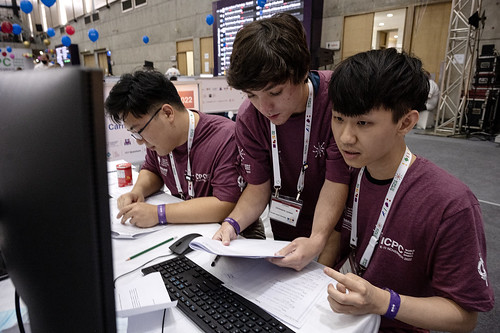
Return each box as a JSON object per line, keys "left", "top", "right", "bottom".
{"left": 34, "top": 53, "right": 52, "bottom": 70}
{"left": 325, "top": 48, "right": 494, "bottom": 332}
{"left": 211, "top": 13, "right": 350, "bottom": 271}
{"left": 416, "top": 70, "right": 440, "bottom": 130}
{"left": 105, "top": 69, "right": 264, "bottom": 238}
{"left": 165, "top": 65, "right": 181, "bottom": 80}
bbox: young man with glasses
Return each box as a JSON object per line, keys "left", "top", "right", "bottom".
{"left": 105, "top": 69, "right": 264, "bottom": 237}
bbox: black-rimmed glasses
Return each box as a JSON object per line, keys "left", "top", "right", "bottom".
{"left": 130, "top": 106, "right": 162, "bottom": 140}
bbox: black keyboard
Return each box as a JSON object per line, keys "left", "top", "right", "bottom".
{"left": 142, "top": 255, "right": 295, "bottom": 333}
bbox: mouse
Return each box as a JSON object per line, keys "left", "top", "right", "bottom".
{"left": 169, "top": 233, "right": 202, "bottom": 255}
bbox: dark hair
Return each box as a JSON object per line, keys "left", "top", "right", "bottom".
{"left": 105, "top": 69, "right": 184, "bottom": 123}
{"left": 226, "top": 13, "right": 310, "bottom": 91}
{"left": 328, "top": 48, "right": 429, "bottom": 122}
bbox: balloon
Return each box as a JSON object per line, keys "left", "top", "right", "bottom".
{"left": 41, "top": 0, "right": 56, "bottom": 7}
{"left": 1, "top": 52, "right": 6, "bottom": 57}
{"left": 1, "top": 21, "right": 13, "bottom": 34}
{"left": 257, "top": 0, "right": 267, "bottom": 7}
{"left": 206, "top": 14, "right": 214, "bottom": 26}
{"left": 20, "top": 0, "right": 33, "bottom": 14}
{"left": 65, "top": 25, "right": 75, "bottom": 35}
{"left": 47, "top": 27, "right": 55, "bottom": 37}
{"left": 23, "top": 41, "right": 31, "bottom": 48}
{"left": 88, "top": 28, "right": 99, "bottom": 42}
{"left": 12, "top": 24, "right": 22, "bottom": 35}
{"left": 6, "top": 46, "right": 12, "bottom": 52}
{"left": 10, "top": 54, "right": 15, "bottom": 59}
{"left": 62, "top": 35, "right": 71, "bottom": 47}
{"left": 142, "top": 35, "right": 149, "bottom": 44}
{"left": 43, "top": 38, "right": 51, "bottom": 46}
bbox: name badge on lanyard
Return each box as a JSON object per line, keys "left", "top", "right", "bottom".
{"left": 344, "top": 146, "right": 413, "bottom": 276}
{"left": 268, "top": 195, "right": 303, "bottom": 227}
{"left": 268, "top": 79, "right": 313, "bottom": 227}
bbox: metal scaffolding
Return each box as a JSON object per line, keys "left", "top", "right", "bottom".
{"left": 434, "top": 0, "right": 482, "bottom": 136}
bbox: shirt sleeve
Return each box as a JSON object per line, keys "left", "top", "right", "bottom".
{"left": 325, "top": 133, "right": 350, "bottom": 185}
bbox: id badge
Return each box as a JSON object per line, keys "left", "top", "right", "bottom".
{"left": 339, "top": 250, "right": 364, "bottom": 276}
{"left": 268, "top": 195, "right": 302, "bottom": 227}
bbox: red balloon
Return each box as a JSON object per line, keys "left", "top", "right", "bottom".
{"left": 1, "top": 21, "right": 13, "bottom": 34}
{"left": 65, "top": 25, "right": 75, "bottom": 35}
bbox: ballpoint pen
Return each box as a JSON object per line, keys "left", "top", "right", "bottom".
{"left": 126, "top": 236, "right": 177, "bottom": 261}
{"left": 211, "top": 255, "right": 221, "bottom": 267}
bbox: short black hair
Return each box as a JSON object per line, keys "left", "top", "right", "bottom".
{"left": 105, "top": 69, "right": 184, "bottom": 123}
{"left": 328, "top": 48, "right": 429, "bottom": 122}
{"left": 226, "top": 13, "right": 310, "bottom": 92}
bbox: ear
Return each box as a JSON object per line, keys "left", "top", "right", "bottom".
{"left": 160, "top": 104, "right": 175, "bottom": 122}
{"left": 398, "top": 110, "right": 419, "bottom": 135}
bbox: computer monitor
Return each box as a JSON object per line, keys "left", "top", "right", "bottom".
{"left": 0, "top": 68, "right": 116, "bottom": 332}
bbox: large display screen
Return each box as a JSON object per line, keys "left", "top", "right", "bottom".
{"left": 212, "top": 0, "right": 323, "bottom": 76}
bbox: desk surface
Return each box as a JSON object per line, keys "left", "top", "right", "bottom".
{"left": 0, "top": 192, "right": 380, "bottom": 333}
{"left": 112, "top": 221, "right": 380, "bottom": 333}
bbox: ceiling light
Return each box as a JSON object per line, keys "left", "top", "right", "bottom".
{"left": 378, "top": 22, "right": 385, "bottom": 26}
{"left": 387, "top": 13, "right": 393, "bottom": 17}
{"left": 394, "top": 35, "right": 398, "bottom": 38}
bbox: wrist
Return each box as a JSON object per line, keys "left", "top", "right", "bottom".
{"left": 383, "top": 288, "right": 401, "bottom": 320}
{"left": 157, "top": 204, "right": 167, "bottom": 225}
{"left": 224, "top": 217, "right": 240, "bottom": 235}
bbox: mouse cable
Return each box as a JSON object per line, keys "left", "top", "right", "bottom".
{"left": 15, "top": 290, "right": 26, "bottom": 333}
{"left": 113, "top": 254, "right": 175, "bottom": 288}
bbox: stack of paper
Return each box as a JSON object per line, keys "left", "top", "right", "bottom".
{"left": 115, "top": 272, "right": 177, "bottom": 317}
{"left": 189, "top": 236, "right": 289, "bottom": 258}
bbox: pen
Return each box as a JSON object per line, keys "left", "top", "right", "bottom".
{"left": 126, "top": 236, "right": 176, "bottom": 261}
{"left": 211, "top": 255, "right": 221, "bottom": 267}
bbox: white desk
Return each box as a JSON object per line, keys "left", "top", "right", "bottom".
{"left": 112, "top": 220, "right": 380, "bottom": 333}
{"left": 0, "top": 185, "right": 380, "bottom": 333}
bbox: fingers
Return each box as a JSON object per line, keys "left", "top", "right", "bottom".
{"left": 212, "top": 224, "right": 236, "bottom": 246}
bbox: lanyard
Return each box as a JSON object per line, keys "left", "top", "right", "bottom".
{"left": 160, "top": 110, "right": 195, "bottom": 199}
{"left": 270, "top": 79, "right": 313, "bottom": 201}
{"left": 350, "top": 146, "right": 412, "bottom": 270}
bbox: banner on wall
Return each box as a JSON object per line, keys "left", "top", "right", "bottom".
{"left": 0, "top": 47, "right": 34, "bottom": 71}
{"left": 104, "top": 78, "right": 147, "bottom": 164}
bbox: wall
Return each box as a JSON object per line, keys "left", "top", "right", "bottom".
{"left": 5, "top": 0, "right": 499, "bottom": 76}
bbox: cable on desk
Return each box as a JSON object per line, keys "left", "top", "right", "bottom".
{"left": 15, "top": 290, "right": 26, "bottom": 333}
{"left": 113, "top": 254, "right": 174, "bottom": 287}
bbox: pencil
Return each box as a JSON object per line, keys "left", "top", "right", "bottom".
{"left": 126, "top": 236, "right": 176, "bottom": 261}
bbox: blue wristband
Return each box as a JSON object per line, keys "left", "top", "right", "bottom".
{"left": 383, "top": 288, "right": 401, "bottom": 320}
{"left": 224, "top": 217, "right": 240, "bottom": 235}
{"left": 157, "top": 204, "right": 167, "bottom": 225}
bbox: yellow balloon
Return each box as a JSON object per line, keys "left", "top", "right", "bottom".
{"left": 43, "top": 38, "right": 51, "bottom": 46}
{"left": 23, "top": 41, "right": 30, "bottom": 48}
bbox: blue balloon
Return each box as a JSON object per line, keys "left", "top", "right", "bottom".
{"left": 88, "top": 28, "right": 99, "bottom": 42}
{"left": 12, "top": 24, "right": 22, "bottom": 35}
{"left": 47, "top": 27, "right": 55, "bottom": 37}
{"left": 20, "top": 0, "right": 33, "bottom": 14}
{"left": 6, "top": 46, "right": 12, "bottom": 52}
{"left": 206, "top": 14, "right": 214, "bottom": 26}
{"left": 142, "top": 35, "right": 149, "bottom": 44}
{"left": 257, "top": 0, "right": 266, "bottom": 7}
{"left": 41, "top": 0, "right": 56, "bottom": 7}
{"left": 61, "top": 35, "right": 71, "bottom": 47}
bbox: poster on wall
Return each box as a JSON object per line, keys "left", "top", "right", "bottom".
{"left": 198, "top": 77, "right": 246, "bottom": 113}
{"left": 173, "top": 81, "right": 200, "bottom": 110}
{"left": 0, "top": 47, "right": 34, "bottom": 71}
{"left": 104, "top": 78, "right": 147, "bottom": 164}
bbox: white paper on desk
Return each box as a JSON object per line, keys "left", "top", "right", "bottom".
{"left": 189, "top": 237, "right": 289, "bottom": 258}
{"left": 115, "top": 272, "right": 177, "bottom": 317}
{"left": 109, "top": 192, "right": 183, "bottom": 239}
{"left": 220, "top": 258, "right": 332, "bottom": 329}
